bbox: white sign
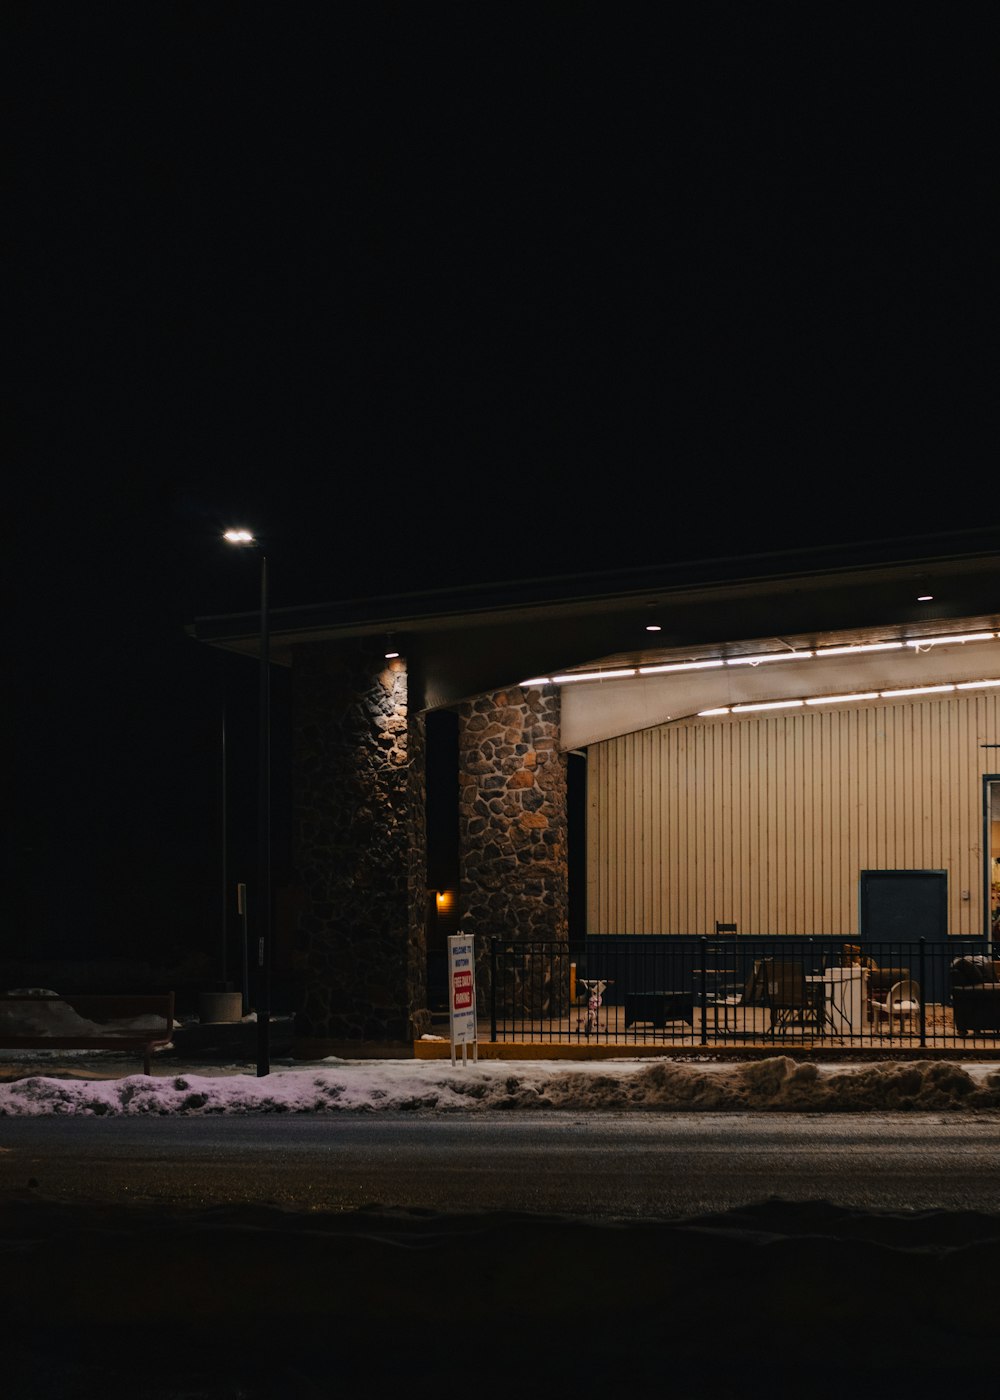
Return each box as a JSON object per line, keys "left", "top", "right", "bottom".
{"left": 447, "top": 932, "right": 478, "bottom": 1066}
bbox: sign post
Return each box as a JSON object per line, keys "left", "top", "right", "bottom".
{"left": 447, "top": 932, "right": 478, "bottom": 1067}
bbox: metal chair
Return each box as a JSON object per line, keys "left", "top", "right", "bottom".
{"left": 705, "top": 958, "right": 770, "bottom": 1033}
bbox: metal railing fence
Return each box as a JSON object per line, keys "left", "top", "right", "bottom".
{"left": 442, "top": 935, "right": 1000, "bottom": 1049}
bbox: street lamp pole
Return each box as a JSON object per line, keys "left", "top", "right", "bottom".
{"left": 256, "top": 549, "right": 271, "bottom": 1077}
{"left": 224, "top": 529, "right": 271, "bottom": 1077}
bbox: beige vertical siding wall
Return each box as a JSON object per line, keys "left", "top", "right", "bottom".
{"left": 587, "top": 693, "right": 1000, "bottom": 936}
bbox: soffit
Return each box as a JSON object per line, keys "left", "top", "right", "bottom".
{"left": 189, "top": 528, "right": 1000, "bottom": 710}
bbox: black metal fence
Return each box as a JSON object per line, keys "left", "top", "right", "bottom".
{"left": 455, "top": 936, "right": 1000, "bottom": 1049}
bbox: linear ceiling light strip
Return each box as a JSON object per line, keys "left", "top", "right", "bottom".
{"left": 700, "top": 678, "right": 1000, "bottom": 715}
{"left": 520, "top": 631, "right": 997, "bottom": 689}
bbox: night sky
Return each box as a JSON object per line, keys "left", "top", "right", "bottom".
{"left": 9, "top": 8, "right": 995, "bottom": 969}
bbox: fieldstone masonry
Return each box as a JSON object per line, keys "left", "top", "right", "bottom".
{"left": 458, "top": 685, "right": 569, "bottom": 1013}
{"left": 288, "top": 660, "right": 569, "bottom": 1046}
{"left": 291, "top": 641, "right": 429, "bottom": 1043}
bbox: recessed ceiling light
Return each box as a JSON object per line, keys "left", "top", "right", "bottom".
{"left": 917, "top": 594, "right": 934, "bottom": 602}
{"left": 645, "top": 624, "right": 661, "bottom": 632}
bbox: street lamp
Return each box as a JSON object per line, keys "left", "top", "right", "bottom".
{"left": 224, "top": 528, "right": 271, "bottom": 1077}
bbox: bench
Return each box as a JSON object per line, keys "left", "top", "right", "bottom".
{"left": 0, "top": 993, "right": 176, "bottom": 1075}
{"left": 623, "top": 991, "right": 694, "bottom": 1030}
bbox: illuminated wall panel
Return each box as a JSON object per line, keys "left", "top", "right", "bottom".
{"left": 587, "top": 693, "right": 1000, "bottom": 937}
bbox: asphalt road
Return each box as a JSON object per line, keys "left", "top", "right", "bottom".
{"left": 5, "top": 1110, "right": 1000, "bottom": 1217}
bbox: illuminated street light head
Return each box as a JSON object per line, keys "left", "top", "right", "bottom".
{"left": 223, "top": 529, "right": 256, "bottom": 546}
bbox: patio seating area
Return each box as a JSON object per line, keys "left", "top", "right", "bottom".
{"left": 469, "top": 936, "right": 1000, "bottom": 1052}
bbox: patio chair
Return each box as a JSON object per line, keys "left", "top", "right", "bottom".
{"left": 865, "top": 966, "right": 911, "bottom": 1023}
{"left": 869, "top": 978, "right": 920, "bottom": 1028}
{"left": 766, "top": 962, "right": 824, "bottom": 1035}
{"left": 705, "top": 958, "right": 770, "bottom": 1032}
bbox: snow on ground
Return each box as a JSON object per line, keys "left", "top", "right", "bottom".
{"left": 3, "top": 1051, "right": 1000, "bottom": 1114}
{"left": 5, "top": 1051, "right": 1000, "bottom": 1395}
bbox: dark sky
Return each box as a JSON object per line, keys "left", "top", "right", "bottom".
{"left": 8, "top": 7, "right": 996, "bottom": 966}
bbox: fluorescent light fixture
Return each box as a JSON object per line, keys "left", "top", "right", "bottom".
{"left": 880, "top": 684, "right": 956, "bottom": 697}
{"left": 552, "top": 669, "right": 636, "bottom": 683}
{"left": 956, "top": 679, "right": 1000, "bottom": 690}
{"left": 638, "top": 659, "right": 725, "bottom": 675}
{"left": 806, "top": 692, "right": 880, "bottom": 705}
{"left": 731, "top": 699, "right": 805, "bottom": 712}
{"left": 699, "top": 707, "right": 731, "bottom": 716}
{"left": 906, "top": 633, "right": 995, "bottom": 648}
{"left": 817, "top": 642, "right": 904, "bottom": 657}
{"left": 519, "top": 677, "right": 551, "bottom": 687}
{"left": 726, "top": 651, "right": 813, "bottom": 666}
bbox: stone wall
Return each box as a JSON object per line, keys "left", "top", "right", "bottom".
{"left": 291, "top": 641, "right": 428, "bottom": 1043}
{"left": 458, "top": 685, "right": 568, "bottom": 949}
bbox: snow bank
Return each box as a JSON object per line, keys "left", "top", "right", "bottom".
{"left": 3, "top": 1054, "right": 1000, "bottom": 1115}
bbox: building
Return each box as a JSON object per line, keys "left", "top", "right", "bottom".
{"left": 191, "top": 527, "right": 1000, "bottom": 1053}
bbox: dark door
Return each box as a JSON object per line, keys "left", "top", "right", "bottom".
{"left": 858, "top": 869, "right": 948, "bottom": 942}
{"left": 858, "top": 869, "right": 948, "bottom": 1002}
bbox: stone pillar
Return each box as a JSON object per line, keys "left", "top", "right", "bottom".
{"left": 458, "top": 684, "right": 568, "bottom": 949}
{"left": 291, "top": 641, "right": 428, "bottom": 1048}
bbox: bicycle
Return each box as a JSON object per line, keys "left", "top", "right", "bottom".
{"left": 576, "top": 977, "right": 611, "bottom": 1038}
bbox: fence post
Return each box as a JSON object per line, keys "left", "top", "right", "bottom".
{"left": 700, "top": 936, "right": 708, "bottom": 1046}
{"left": 919, "top": 937, "right": 926, "bottom": 1048}
{"left": 490, "top": 937, "right": 498, "bottom": 1043}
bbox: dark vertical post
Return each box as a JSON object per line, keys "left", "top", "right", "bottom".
{"left": 919, "top": 937, "right": 926, "bottom": 1048}
{"left": 220, "top": 697, "right": 228, "bottom": 989}
{"left": 700, "top": 936, "right": 708, "bottom": 1046}
{"left": 257, "top": 553, "right": 271, "bottom": 1077}
{"left": 490, "top": 938, "right": 498, "bottom": 1043}
{"left": 238, "top": 883, "right": 249, "bottom": 1016}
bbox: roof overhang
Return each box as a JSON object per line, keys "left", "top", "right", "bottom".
{"left": 189, "top": 527, "right": 1000, "bottom": 713}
